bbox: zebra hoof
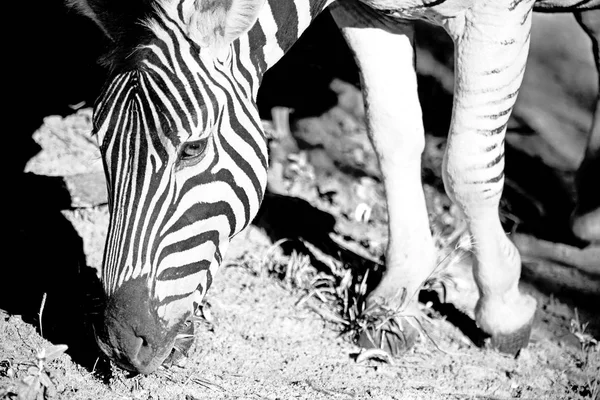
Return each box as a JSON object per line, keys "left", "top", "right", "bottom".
{"left": 487, "top": 316, "right": 534, "bottom": 356}
{"left": 357, "top": 316, "right": 419, "bottom": 357}
{"left": 162, "top": 320, "right": 195, "bottom": 369}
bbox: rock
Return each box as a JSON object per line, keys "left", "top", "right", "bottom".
{"left": 24, "top": 108, "right": 107, "bottom": 207}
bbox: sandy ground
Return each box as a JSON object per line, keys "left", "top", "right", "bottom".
{"left": 2, "top": 11, "right": 600, "bottom": 400}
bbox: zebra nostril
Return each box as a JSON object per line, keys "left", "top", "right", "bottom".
{"left": 134, "top": 335, "right": 155, "bottom": 365}
{"left": 139, "top": 336, "right": 149, "bottom": 348}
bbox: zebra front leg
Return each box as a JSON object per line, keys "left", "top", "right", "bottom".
{"left": 442, "top": 0, "right": 537, "bottom": 354}
{"left": 331, "top": 4, "right": 436, "bottom": 355}
{"left": 572, "top": 10, "right": 600, "bottom": 243}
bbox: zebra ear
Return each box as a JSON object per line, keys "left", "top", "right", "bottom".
{"left": 188, "top": 0, "right": 265, "bottom": 53}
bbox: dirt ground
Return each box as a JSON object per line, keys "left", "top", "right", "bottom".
{"left": 2, "top": 10, "right": 600, "bottom": 400}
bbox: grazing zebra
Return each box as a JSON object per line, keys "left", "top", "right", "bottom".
{"left": 69, "top": 0, "right": 600, "bottom": 374}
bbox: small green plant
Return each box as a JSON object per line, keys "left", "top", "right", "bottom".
{"left": 18, "top": 344, "right": 68, "bottom": 400}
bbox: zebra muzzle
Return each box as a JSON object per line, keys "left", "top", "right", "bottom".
{"left": 94, "top": 277, "right": 188, "bottom": 374}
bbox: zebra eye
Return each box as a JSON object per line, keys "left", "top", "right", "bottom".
{"left": 179, "top": 139, "right": 207, "bottom": 163}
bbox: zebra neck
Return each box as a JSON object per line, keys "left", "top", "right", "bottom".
{"left": 248, "top": 0, "right": 334, "bottom": 75}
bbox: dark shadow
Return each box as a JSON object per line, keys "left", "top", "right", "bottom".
{"left": 503, "top": 143, "right": 586, "bottom": 247}
{"left": 415, "top": 22, "right": 455, "bottom": 73}
{"left": 252, "top": 191, "right": 385, "bottom": 292}
{"left": 418, "top": 291, "right": 489, "bottom": 348}
{"left": 8, "top": 0, "right": 107, "bottom": 175}
{"left": 6, "top": 0, "right": 111, "bottom": 379}
{"left": 417, "top": 75, "right": 455, "bottom": 138}
{"left": 4, "top": 174, "right": 111, "bottom": 378}
{"left": 253, "top": 191, "right": 338, "bottom": 246}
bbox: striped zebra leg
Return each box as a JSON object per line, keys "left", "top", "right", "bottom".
{"left": 572, "top": 10, "right": 600, "bottom": 243}
{"left": 442, "top": 0, "right": 538, "bottom": 353}
{"left": 331, "top": 3, "right": 436, "bottom": 355}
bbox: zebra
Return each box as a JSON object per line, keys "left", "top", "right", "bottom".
{"left": 68, "top": 0, "right": 600, "bottom": 374}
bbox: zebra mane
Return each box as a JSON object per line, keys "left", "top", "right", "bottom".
{"left": 67, "top": 0, "right": 163, "bottom": 71}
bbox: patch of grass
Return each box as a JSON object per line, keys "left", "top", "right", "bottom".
{"left": 238, "top": 205, "right": 473, "bottom": 360}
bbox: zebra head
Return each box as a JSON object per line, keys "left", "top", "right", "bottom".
{"left": 72, "top": 0, "right": 268, "bottom": 373}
